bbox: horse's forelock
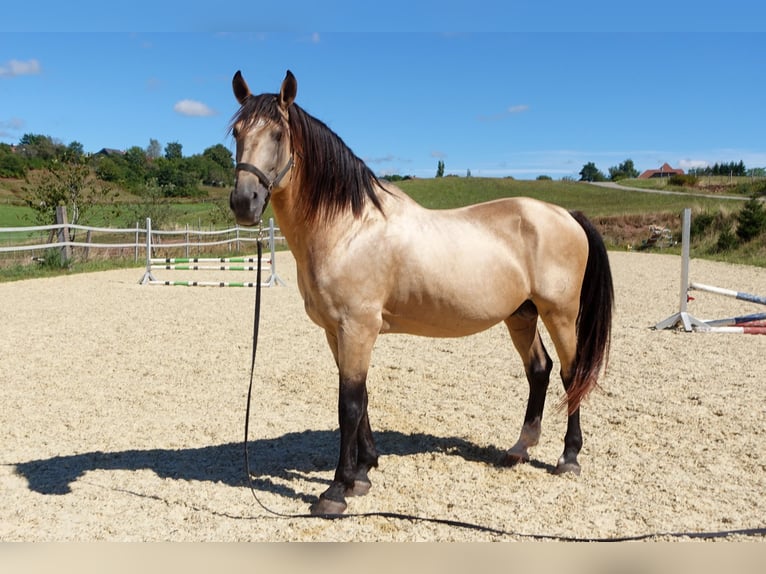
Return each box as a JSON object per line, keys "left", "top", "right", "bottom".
{"left": 228, "top": 93, "right": 283, "bottom": 135}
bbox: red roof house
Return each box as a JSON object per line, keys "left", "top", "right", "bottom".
{"left": 638, "top": 162, "right": 684, "bottom": 179}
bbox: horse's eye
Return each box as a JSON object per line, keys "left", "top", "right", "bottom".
{"left": 272, "top": 128, "right": 283, "bottom": 142}
{"left": 232, "top": 127, "right": 240, "bottom": 139}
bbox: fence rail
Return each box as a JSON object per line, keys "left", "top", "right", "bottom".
{"left": 0, "top": 207, "right": 283, "bottom": 268}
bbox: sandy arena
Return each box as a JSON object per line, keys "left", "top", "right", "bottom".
{"left": 1, "top": 250, "right": 764, "bottom": 541}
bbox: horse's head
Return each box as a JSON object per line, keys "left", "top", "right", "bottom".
{"left": 229, "top": 70, "right": 296, "bottom": 226}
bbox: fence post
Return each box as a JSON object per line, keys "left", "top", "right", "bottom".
{"left": 55, "top": 205, "right": 71, "bottom": 264}
{"left": 84, "top": 229, "right": 92, "bottom": 261}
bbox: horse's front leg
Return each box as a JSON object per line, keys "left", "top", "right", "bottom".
{"left": 310, "top": 324, "right": 379, "bottom": 516}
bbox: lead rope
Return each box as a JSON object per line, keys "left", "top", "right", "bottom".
{"left": 243, "top": 238, "right": 308, "bottom": 518}
{"left": 241, "top": 238, "right": 765, "bottom": 541}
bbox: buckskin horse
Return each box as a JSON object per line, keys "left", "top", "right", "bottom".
{"left": 229, "top": 70, "right": 614, "bottom": 515}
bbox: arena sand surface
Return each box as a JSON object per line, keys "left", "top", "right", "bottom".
{"left": 1, "top": 250, "right": 764, "bottom": 542}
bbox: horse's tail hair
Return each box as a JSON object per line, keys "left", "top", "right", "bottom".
{"left": 564, "top": 211, "right": 614, "bottom": 414}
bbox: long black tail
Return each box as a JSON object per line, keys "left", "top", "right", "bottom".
{"left": 565, "top": 211, "right": 614, "bottom": 413}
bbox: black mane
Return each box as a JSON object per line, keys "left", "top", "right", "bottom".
{"left": 230, "top": 93, "right": 384, "bottom": 224}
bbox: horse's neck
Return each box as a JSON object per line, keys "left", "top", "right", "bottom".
{"left": 271, "top": 182, "right": 375, "bottom": 268}
{"left": 269, "top": 189, "right": 327, "bottom": 268}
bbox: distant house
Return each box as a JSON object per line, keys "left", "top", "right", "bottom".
{"left": 638, "top": 162, "right": 684, "bottom": 179}
{"left": 95, "top": 148, "right": 125, "bottom": 157}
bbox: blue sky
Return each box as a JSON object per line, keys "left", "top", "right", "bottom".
{"left": 1, "top": 2, "right": 765, "bottom": 179}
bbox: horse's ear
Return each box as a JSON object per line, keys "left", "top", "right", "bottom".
{"left": 279, "top": 70, "right": 297, "bottom": 110}
{"left": 232, "top": 70, "right": 251, "bottom": 105}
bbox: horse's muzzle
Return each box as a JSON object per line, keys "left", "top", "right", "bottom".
{"left": 229, "top": 187, "right": 267, "bottom": 227}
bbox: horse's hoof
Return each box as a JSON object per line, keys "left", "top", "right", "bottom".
{"left": 554, "top": 460, "right": 581, "bottom": 476}
{"left": 502, "top": 451, "right": 529, "bottom": 467}
{"left": 310, "top": 497, "right": 347, "bottom": 516}
{"left": 346, "top": 480, "right": 371, "bottom": 497}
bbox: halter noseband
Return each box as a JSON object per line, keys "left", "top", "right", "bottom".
{"left": 235, "top": 156, "right": 294, "bottom": 192}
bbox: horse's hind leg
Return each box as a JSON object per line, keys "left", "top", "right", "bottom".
{"left": 542, "top": 312, "right": 583, "bottom": 475}
{"left": 502, "top": 303, "right": 553, "bottom": 467}
{"left": 555, "top": 371, "right": 583, "bottom": 475}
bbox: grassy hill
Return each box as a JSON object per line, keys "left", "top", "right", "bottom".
{"left": 2, "top": 174, "right": 764, "bottom": 272}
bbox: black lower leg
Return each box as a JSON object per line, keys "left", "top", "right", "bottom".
{"left": 504, "top": 344, "right": 552, "bottom": 465}
{"left": 355, "top": 407, "right": 379, "bottom": 480}
{"left": 523, "top": 350, "right": 553, "bottom": 425}
{"left": 320, "top": 376, "right": 368, "bottom": 504}
{"left": 556, "top": 376, "right": 583, "bottom": 474}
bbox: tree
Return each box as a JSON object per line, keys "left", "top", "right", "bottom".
{"left": 18, "top": 133, "right": 63, "bottom": 165}
{"left": 436, "top": 160, "right": 445, "bottom": 178}
{"left": 153, "top": 156, "right": 201, "bottom": 197}
{"left": 64, "top": 141, "right": 84, "bottom": 162}
{"left": 146, "top": 139, "right": 162, "bottom": 160}
{"left": 579, "top": 162, "right": 606, "bottom": 182}
{"left": 164, "top": 141, "right": 183, "bottom": 160}
{"left": 0, "top": 143, "right": 27, "bottom": 178}
{"left": 124, "top": 146, "right": 148, "bottom": 173}
{"left": 608, "top": 158, "right": 639, "bottom": 181}
{"left": 23, "top": 160, "right": 113, "bottom": 234}
{"left": 735, "top": 195, "right": 766, "bottom": 242}
{"left": 203, "top": 144, "right": 234, "bottom": 170}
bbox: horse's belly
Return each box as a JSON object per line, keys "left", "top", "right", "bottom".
{"left": 382, "top": 282, "right": 519, "bottom": 337}
{"left": 380, "top": 243, "right": 529, "bottom": 337}
{"left": 381, "top": 312, "right": 501, "bottom": 337}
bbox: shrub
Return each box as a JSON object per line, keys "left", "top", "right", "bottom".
{"left": 735, "top": 196, "right": 766, "bottom": 242}
{"left": 38, "top": 248, "right": 69, "bottom": 269}
{"left": 715, "top": 228, "right": 739, "bottom": 252}
{"left": 690, "top": 211, "right": 715, "bottom": 238}
{"left": 668, "top": 174, "right": 698, "bottom": 187}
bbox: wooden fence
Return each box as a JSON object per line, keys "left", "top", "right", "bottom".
{"left": 0, "top": 207, "right": 283, "bottom": 269}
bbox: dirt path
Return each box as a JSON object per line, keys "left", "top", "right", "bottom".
{"left": 1, "top": 250, "right": 764, "bottom": 541}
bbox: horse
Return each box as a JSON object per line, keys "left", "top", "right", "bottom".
{"left": 229, "top": 70, "right": 614, "bottom": 516}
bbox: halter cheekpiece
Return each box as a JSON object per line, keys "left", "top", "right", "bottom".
{"left": 236, "top": 156, "right": 294, "bottom": 191}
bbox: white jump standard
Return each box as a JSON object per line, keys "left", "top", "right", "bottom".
{"left": 655, "top": 208, "right": 766, "bottom": 335}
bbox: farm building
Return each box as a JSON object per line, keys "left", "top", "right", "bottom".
{"left": 638, "top": 162, "right": 684, "bottom": 179}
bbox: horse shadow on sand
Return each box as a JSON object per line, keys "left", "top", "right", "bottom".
{"left": 12, "top": 430, "right": 555, "bottom": 504}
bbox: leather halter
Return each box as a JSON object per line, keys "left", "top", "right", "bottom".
{"left": 235, "top": 156, "right": 294, "bottom": 191}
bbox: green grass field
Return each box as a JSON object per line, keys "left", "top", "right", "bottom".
{"left": 397, "top": 177, "right": 731, "bottom": 216}
{"left": 1, "top": 177, "right": 764, "bottom": 281}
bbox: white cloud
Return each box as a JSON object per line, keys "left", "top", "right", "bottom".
{"left": 507, "top": 104, "right": 529, "bottom": 114}
{"left": 173, "top": 99, "right": 216, "bottom": 117}
{"left": 0, "top": 59, "right": 41, "bottom": 78}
